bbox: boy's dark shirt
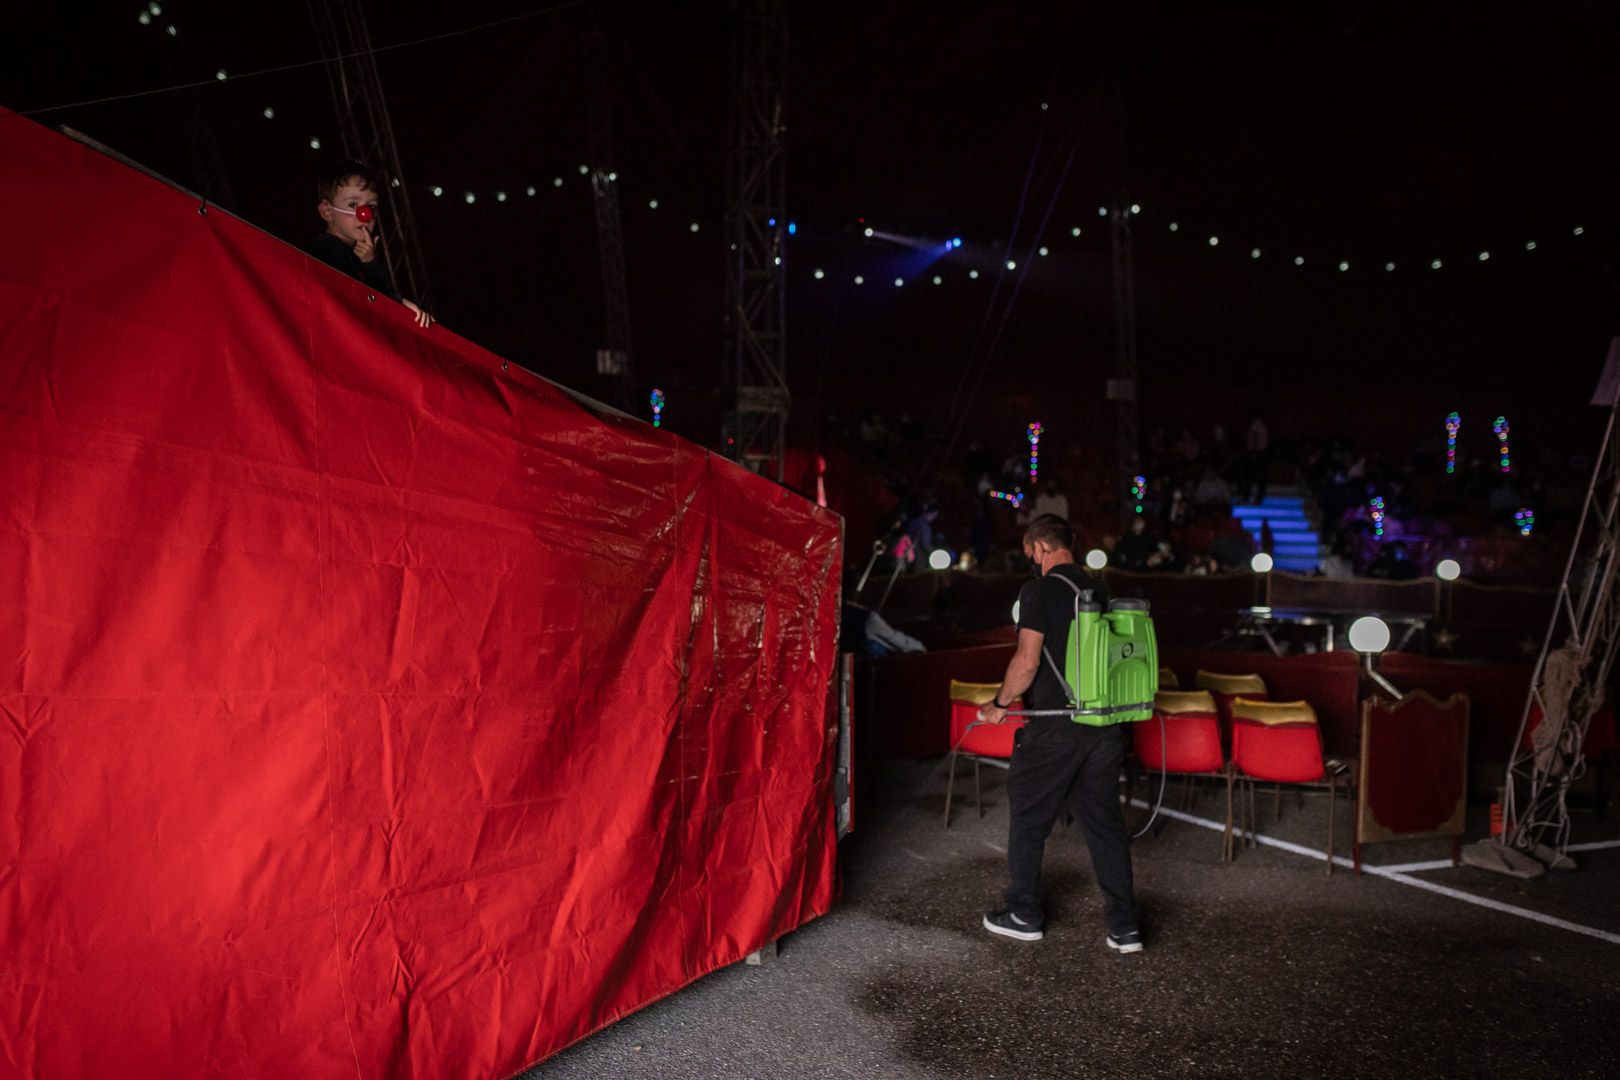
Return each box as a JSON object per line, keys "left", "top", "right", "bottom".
{"left": 309, "top": 232, "right": 400, "bottom": 300}
{"left": 1015, "top": 563, "right": 1111, "bottom": 715}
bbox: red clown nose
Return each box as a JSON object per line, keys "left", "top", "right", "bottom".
{"left": 354, "top": 204, "right": 375, "bottom": 224}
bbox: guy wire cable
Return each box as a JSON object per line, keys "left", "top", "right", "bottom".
{"left": 21, "top": 0, "right": 593, "bottom": 117}
{"left": 923, "top": 129, "right": 1081, "bottom": 497}
{"left": 919, "top": 109, "right": 1085, "bottom": 488}
{"left": 897, "top": 100, "right": 1089, "bottom": 514}
{"left": 891, "top": 125, "right": 1046, "bottom": 518}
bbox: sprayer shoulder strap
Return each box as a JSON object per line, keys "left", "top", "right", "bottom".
{"left": 1041, "top": 573, "right": 1084, "bottom": 709}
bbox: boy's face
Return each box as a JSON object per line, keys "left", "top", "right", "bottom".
{"left": 318, "top": 177, "right": 379, "bottom": 247}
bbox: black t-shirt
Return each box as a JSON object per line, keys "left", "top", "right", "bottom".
{"left": 308, "top": 232, "right": 402, "bottom": 300}
{"left": 1016, "top": 563, "right": 1110, "bottom": 714}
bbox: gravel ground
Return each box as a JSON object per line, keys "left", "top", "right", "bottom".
{"left": 527, "top": 760, "right": 1620, "bottom": 1079}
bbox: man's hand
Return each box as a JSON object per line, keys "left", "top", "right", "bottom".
{"left": 353, "top": 227, "right": 376, "bottom": 264}
{"left": 402, "top": 298, "right": 434, "bottom": 329}
{"left": 977, "top": 702, "right": 1011, "bottom": 725}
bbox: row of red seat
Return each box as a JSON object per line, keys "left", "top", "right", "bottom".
{"left": 1136, "top": 673, "right": 1350, "bottom": 869}
{"left": 949, "top": 670, "right": 1346, "bottom": 868}
{"left": 945, "top": 663, "right": 1620, "bottom": 872}
{"left": 950, "top": 670, "right": 1333, "bottom": 786}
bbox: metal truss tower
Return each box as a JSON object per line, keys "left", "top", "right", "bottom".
{"left": 307, "top": 0, "right": 432, "bottom": 310}
{"left": 1469, "top": 338, "right": 1620, "bottom": 877}
{"left": 723, "top": 0, "right": 788, "bottom": 481}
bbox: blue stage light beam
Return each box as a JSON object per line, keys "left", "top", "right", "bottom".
{"left": 866, "top": 228, "right": 952, "bottom": 253}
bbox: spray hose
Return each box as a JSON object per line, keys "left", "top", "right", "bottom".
{"left": 952, "top": 711, "right": 1169, "bottom": 840}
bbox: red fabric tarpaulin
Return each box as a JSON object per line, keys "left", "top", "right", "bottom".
{"left": 0, "top": 109, "right": 842, "bottom": 1078}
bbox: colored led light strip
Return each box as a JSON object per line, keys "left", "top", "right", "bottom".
{"left": 1027, "top": 422, "right": 1043, "bottom": 482}
{"left": 1493, "top": 416, "right": 1511, "bottom": 473}
{"left": 990, "top": 489, "right": 1025, "bottom": 509}
{"left": 1370, "top": 495, "right": 1386, "bottom": 538}
{"left": 1131, "top": 474, "right": 1146, "bottom": 515}
{"left": 649, "top": 388, "right": 665, "bottom": 428}
{"left": 1516, "top": 507, "right": 1535, "bottom": 536}
{"left": 1445, "top": 411, "right": 1461, "bottom": 474}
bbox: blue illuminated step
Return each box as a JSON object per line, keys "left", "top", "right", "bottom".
{"left": 1235, "top": 493, "right": 1319, "bottom": 572}
{"left": 1239, "top": 521, "right": 1315, "bottom": 534}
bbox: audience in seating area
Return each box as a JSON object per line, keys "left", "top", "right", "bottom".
{"left": 816, "top": 405, "right": 1571, "bottom": 585}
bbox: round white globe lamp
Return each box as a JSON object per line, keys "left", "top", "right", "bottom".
{"left": 1348, "top": 616, "right": 1391, "bottom": 654}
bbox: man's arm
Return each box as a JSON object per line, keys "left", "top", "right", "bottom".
{"left": 978, "top": 627, "right": 1044, "bottom": 725}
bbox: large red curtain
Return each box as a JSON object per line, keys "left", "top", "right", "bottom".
{"left": 0, "top": 109, "right": 841, "bottom": 1078}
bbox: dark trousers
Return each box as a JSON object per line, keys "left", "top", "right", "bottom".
{"left": 1004, "top": 720, "right": 1138, "bottom": 936}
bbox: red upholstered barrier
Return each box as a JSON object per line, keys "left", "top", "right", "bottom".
{"left": 1164, "top": 648, "right": 1362, "bottom": 757}
{"left": 863, "top": 644, "right": 1016, "bottom": 759}
{"left": 1102, "top": 569, "right": 1258, "bottom": 645}
{"left": 1523, "top": 703, "right": 1617, "bottom": 759}
{"left": 1379, "top": 654, "right": 1534, "bottom": 764}
{"left": 0, "top": 110, "right": 840, "bottom": 1078}
{"left": 1590, "top": 707, "right": 1618, "bottom": 758}
{"left": 1162, "top": 649, "right": 1581, "bottom": 772}
{"left": 1268, "top": 574, "right": 1438, "bottom": 615}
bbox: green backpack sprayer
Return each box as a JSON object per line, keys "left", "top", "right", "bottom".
{"left": 967, "top": 578, "right": 1167, "bottom": 835}
{"left": 1019, "top": 579, "right": 1159, "bottom": 725}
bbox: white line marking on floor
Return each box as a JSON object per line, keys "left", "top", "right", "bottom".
{"left": 1129, "top": 799, "right": 1620, "bottom": 947}
{"left": 1565, "top": 839, "right": 1620, "bottom": 853}
{"left": 1376, "top": 859, "right": 1457, "bottom": 874}
{"left": 899, "top": 846, "right": 928, "bottom": 863}
{"left": 984, "top": 841, "right": 1007, "bottom": 854}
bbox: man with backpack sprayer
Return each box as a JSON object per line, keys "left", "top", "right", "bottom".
{"left": 977, "top": 514, "right": 1155, "bottom": 952}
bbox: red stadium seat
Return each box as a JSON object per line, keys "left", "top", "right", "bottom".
{"left": 1195, "top": 670, "right": 1269, "bottom": 749}
{"left": 1226, "top": 699, "right": 1349, "bottom": 873}
{"left": 1135, "top": 690, "right": 1224, "bottom": 774}
{"left": 1133, "top": 689, "right": 1226, "bottom": 850}
{"left": 944, "top": 680, "right": 1025, "bottom": 828}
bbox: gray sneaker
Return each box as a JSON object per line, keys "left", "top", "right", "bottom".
{"left": 1106, "top": 931, "right": 1144, "bottom": 954}
{"left": 983, "top": 910, "right": 1044, "bottom": 941}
